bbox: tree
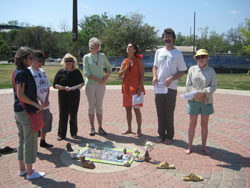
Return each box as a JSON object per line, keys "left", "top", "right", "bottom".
{"left": 240, "top": 18, "right": 250, "bottom": 55}
{"left": 101, "top": 13, "right": 159, "bottom": 56}
{"left": 0, "top": 38, "right": 11, "bottom": 59}
{"left": 78, "top": 13, "right": 109, "bottom": 55}
{"left": 175, "top": 32, "right": 191, "bottom": 46}
{"left": 226, "top": 26, "right": 244, "bottom": 54}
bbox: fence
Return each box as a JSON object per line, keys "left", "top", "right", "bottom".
{"left": 108, "top": 55, "right": 250, "bottom": 72}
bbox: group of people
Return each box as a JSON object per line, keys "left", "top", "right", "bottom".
{"left": 12, "top": 28, "right": 217, "bottom": 180}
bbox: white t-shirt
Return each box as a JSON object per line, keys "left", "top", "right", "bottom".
{"left": 153, "top": 47, "right": 187, "bottom": 90}
{"left": 29, "top": 67, "right": 50, "bottom": 110}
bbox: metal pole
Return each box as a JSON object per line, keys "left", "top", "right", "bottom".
{"left": 193, "top": 12, "right": 196, "bottom": 54}
{"left": 190, "top": 27, "right": 192, "bottom": 46}
{"left": 72, "top": 0, "right": 78, "bottom": 60}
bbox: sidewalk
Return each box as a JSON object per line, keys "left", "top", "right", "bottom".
{"left": 0, "top": 86, "right": 249, "bottom": 188}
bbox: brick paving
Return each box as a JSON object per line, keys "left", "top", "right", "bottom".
{"left": 0, "top": 86, "right": 250, "bottom": 188}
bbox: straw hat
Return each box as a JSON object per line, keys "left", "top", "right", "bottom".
{"left": 193, "top": 49, "right": 209, "bottom": 59}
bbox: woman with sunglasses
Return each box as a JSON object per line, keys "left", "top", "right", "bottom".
{"left": 185, "top": 49, "right": 217, "bottom": 155}
{"left": 12, "top": 46, "right": 45, "bottom": 179}
{"left": 118, "top": 43, "right": 145, "bottom": 137}
{"left": 83, "top": 37, "right": 112, "bottom": 136}
{"left": 53, "top": 53, "right": 84, "bottom": 141}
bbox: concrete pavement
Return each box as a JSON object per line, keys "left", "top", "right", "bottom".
{"left": 0, "top": 86, "right": 250, "bottom": 188}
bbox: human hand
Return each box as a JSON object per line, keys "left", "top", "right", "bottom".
{"left": 126, "top": 60, "right": 132, "bottom": 69}
{"left": 98, "top": 78, "right": 105, "bottom": 85}
{"left": 137, "top": 88, "right": 142, "bottom": 96}
{"left": 164, "top": 77, "right": 173, "bottom": 87}
{"left": 65, "top": 86, "right": 71, "bottom": 91}
{"left": 34, "top": 102, "right": 43, "bottom": 112}
{"left": 152, "top": 77, "right": 158, "bottom": 85}
{"left": 194, "top": 91, "right": 206, "bottom": 101}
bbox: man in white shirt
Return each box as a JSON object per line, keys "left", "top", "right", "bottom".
{"left": 29, "top": 50, "right": 53, "bottom": 148}
{"left": 153, "top": 28, "right": 187, "bottom": 144}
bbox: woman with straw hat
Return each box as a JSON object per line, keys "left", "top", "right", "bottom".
{"left": 185, "top": 49, "right": 217, "bottom": 155}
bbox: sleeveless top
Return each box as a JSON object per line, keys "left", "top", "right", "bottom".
{"left": 121, "top": 57, "right": 145, "bottom": 95}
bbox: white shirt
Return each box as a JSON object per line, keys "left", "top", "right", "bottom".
{"left": 154, "top": 47, "right": 187, "bottom": 90}
{"left": 28, "top": 67, "right": 50, "bottom": 110}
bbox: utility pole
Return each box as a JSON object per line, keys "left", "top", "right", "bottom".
{"left": 72, "top": 0, "right": 78, "bottom": 60}
{"left": 193, "top": 12, "right": 196, "bottom": 54}
{"left": 190, "top": 27, "right": 192, "bottom": 46}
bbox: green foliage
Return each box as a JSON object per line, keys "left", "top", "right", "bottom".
{"left": 0, "top": 39, "right": 11, "bottom": 59}
{"left": 1, "top": 14, "right": 249, "bottom": 58}
{"left": 78, "top": 13, "right": 159, "bottom": 56}
{"left": 240, "top": 18, "right": 250, "bottom": 55}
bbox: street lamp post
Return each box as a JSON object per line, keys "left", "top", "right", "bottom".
{"left": 72, "top": 0, "right": 78, "bottom": 60}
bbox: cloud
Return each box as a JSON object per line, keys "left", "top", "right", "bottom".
{"left": 83, "top": 4, "right": 90, "bottom": 9}
{"left": 229, "top": 10, "right": 240, "bottom": 15}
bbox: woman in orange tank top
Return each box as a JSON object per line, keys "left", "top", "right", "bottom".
{"left": 118, "top": 43, "right": 145, "bottom": 137}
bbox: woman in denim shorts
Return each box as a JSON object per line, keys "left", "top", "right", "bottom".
{"left": 185, "top": 49, "right": 217, "bottom": 155}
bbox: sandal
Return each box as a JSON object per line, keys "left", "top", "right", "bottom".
{"left": 134, "top": 156, "right": 145, "bottom": 162}
{"left": 157, "top": 162, "right": 175, "bottom": 169}
{"left": 182, "top": 173, "right": 203, "bottom": 181}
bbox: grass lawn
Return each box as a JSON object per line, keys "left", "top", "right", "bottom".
{"left": 1, "top": 64, "right": 250, "bottom": 90}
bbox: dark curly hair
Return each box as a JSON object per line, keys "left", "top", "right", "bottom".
{"left": 162, "top": 28, "right": 176, "bottom": 42}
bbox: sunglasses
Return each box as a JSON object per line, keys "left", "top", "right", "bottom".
{"left": 65, "top": 59, "right": 73, "bottom": 63}
{"left": 196, "top": 55, "right": 207, "bottom": 60}
{"left": 28, "top": 56, "right": 34, "bottom": 60}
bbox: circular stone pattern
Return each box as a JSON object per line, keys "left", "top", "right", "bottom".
{"left": 60, "top": 141, "right": 145, "bottom": 173}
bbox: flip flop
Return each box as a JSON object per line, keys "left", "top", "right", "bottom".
{"left": 182, "top": 173, "right": 203, "bottom": 181}
{"left": 157, "top": 162, "right": 175, "bottom": 169}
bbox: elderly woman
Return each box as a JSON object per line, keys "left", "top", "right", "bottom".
{"left": 83, "top": 37, "right": 112, "bottom": 136}
{"left": 53, "top": 53, "right": 84, "bottom": 141}
{"left": 12, "top": 46, "right": 45, "bottom": 179}
{"left": 118, "top": 43, "right": 145, "bottom": 137}
{"left": 185, "top": 49, "right": 217, "bottom": 155}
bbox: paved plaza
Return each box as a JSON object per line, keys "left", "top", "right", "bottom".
{"left": 0, "top": 86, "right": 250, "bottom": 188}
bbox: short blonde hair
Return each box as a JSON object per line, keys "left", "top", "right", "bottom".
{"left": 89, "top": 37, "right": 101, "bottom": 51}
{"left": 61, "top": 53, "right": 77, "bottom": 70}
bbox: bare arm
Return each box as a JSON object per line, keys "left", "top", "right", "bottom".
{"left": 118, "top": 60, "right": 131, "bottom": 78}
{"left": 152, "top": 66, "right": 158, "bottom": 85}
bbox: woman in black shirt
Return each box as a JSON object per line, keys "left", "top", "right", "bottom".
{"left": 53, "top": 53, "right": 84, "bottom": 140}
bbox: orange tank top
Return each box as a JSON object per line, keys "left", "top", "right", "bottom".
{"left": 121, "top": 58, "right": 145, "bottom": 95}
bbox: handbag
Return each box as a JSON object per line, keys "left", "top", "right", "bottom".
{"left": 12, "top": 71, "right": 45, "bottom": 132}
{"left": 26, "top": 111, "right": 45, "bottom": 132}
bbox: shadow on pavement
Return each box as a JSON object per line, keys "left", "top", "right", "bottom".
{"left": 30, "top": 178, "right": 75, "bottom": 188}
{"left": 173, "top": 139, "right": 250, "bottom": 171}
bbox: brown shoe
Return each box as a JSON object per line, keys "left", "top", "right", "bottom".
{"left": 80, "top": 156, "right": 95, "bottom": 169}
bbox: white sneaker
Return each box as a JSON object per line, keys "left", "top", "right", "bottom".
{"left": 19, "top": 168, "right": 35, "bottom": 176}
{"left": 26, "top": 171, "right": 45, "bottom": 180}
{"left": 19, "top": 169, "right": 27, "bottom": 176}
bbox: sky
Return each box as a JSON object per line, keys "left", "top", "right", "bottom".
{"left": 1, "top": 0, "right": 250, "bottom": 37}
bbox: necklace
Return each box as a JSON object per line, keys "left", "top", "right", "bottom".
{"left": 91, "top": 53, "right": 99, "bottom": 65}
